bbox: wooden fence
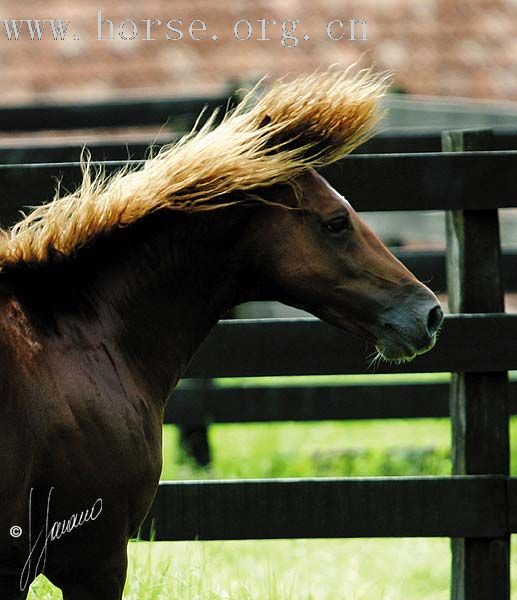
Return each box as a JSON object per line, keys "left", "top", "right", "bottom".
{"left": 168, "top": 246, "right": 517, "bottom": 431}
{"left": 0, "top": 107, "right": 515, "bottom": 597}
{"left": 0, "top": 91, "right": 236, "bottom": 132}
{"left": 2, "top": 123, "right": 517, "bottom": 164}
{"left": 157, "top": 128, "right": 513, "bottom": 599}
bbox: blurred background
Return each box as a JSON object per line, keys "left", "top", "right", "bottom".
{"left": 3, "top": 0, "right": 517, "bottom": 102}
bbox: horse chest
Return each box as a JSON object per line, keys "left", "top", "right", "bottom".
{"left": 14, "top": 355, "right": 165, "bottom": 533}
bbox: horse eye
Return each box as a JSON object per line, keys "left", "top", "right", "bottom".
{"left": 324, "top": 215, "right": 351, "bottom": 234}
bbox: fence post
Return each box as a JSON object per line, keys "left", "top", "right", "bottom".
{"left": 443, "top": 129, "right": 510, "bottom": 600}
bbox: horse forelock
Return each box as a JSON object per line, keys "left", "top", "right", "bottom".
{"left": 0, "top": 66, "right": 390, "bottom": 270}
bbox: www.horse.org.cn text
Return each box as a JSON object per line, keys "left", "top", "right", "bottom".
{"left": 0, "top": 13, "right": 368, "bottom": 46}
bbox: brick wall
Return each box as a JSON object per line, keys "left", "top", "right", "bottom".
{"left": 0, "top": 0, "right": 516, "bottom": 103}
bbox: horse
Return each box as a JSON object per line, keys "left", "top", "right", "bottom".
{"left": 0, "top": 68, "right": 443, "bottom": 599}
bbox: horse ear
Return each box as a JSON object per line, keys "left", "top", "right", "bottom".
{"left": 258, "top": 114, "right": 272, "bottom": 129}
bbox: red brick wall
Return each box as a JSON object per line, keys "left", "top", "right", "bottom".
{"left": 0, "top": 0, "right": 516, "bottom": 103}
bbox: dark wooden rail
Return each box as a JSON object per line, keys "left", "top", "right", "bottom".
{"left": 359, "top": 127, "right": 517, "bottom": 154}
{"left": 0, "top": 138, "right": 175, "bottom": 165}
{"left": 184, "top": 314, "right": 517, "bottom": 377}
{"left": 141, "top": 475, "right": 511, "bottom": 540}
{"left": 0, "top": 126, "right": 516, "bottom": 164}
{"left": 0, "top": 92, "right": 234, "bottom": 132}
{"left": 0, "top": 151, "right": 517, "bottom": 227}
{"left": 167, "top": 379, "right": 517, "bottom": 424}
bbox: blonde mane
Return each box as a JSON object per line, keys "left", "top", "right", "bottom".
{"left": 0, "top": 67, "right": 390, "bottom": 269}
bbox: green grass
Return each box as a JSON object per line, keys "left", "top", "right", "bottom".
{"left": 162, "top": 418, "right": 452, "bottom": 480}
{"left": 29, "top": 537, "right": 452, "bottom": 600}
{"left": 27, "top": 373, "right": 517, "bottom": 598}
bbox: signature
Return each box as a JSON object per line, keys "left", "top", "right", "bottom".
{"left": 18, "top": 487, "right": 103, "bottom": 591}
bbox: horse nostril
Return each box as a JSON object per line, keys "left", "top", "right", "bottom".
{"left": 427, "top": 305, "right": 444, "bottom": 337}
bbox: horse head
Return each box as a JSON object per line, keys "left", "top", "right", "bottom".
{"left": 243, "top": 169, "right": 442, "bottom": 362}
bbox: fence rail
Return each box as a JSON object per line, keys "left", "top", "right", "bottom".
{"left": 168, "top": 379, "right": 517, "bottom": 424}
{"left": 0, "top": 92, "right": 234, "bottom": 132}
{"left": 360, "top": 127, "right": 517, "bottom": 154}
{"left": 183, "top": 314, "right": 517, "bottom": 377}
{"left": 141, "top": 475, "right": 510, "bottom": 541}
{"left": 1, "top": 126, "right": 517, "bottom": 164}
{"left": 0, "top": 151, "right": 517, "bottom": 227}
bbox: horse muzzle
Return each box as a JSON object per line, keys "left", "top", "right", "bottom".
{"left": 375, "top": 300, "right": 444, "bottom": 362}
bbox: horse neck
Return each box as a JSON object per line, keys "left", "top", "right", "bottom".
{"left": 101, "top": 212, "right": 253, "bottom": 400}
{"left": 14, "top": 210, "right": 253, "bottom": 404}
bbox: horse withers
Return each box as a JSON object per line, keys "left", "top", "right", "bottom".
{"left": 0, "top": 69, "right": 442, "bottom": 599}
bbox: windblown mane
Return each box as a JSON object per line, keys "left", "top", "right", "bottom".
{"left": 0, "top": 67, "right": 390, "bottom": 269}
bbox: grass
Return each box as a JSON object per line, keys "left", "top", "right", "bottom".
{"left": 162, "top": 418, "right": 452, "bottom": 480}
{"left": 27, "top": 372, "right": 517, "bottom": 598}
{"left": 29, "top": 538, "right": 451, "bottom": 600}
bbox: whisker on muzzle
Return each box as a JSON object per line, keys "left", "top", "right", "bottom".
{"left": 366, "top": 349, "right": 384, "bottom": 372}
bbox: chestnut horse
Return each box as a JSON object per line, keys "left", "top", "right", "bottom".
{"left": 0, "top": 70, "right": 442, "bottom": 599}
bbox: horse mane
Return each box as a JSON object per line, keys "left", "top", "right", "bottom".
{"left": 0, "top": 66, "right": 390, "bottom": 269}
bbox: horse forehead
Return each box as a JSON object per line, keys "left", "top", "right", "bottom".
{"left": 308, "top": 172, "right": 353, "bottom": 211}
